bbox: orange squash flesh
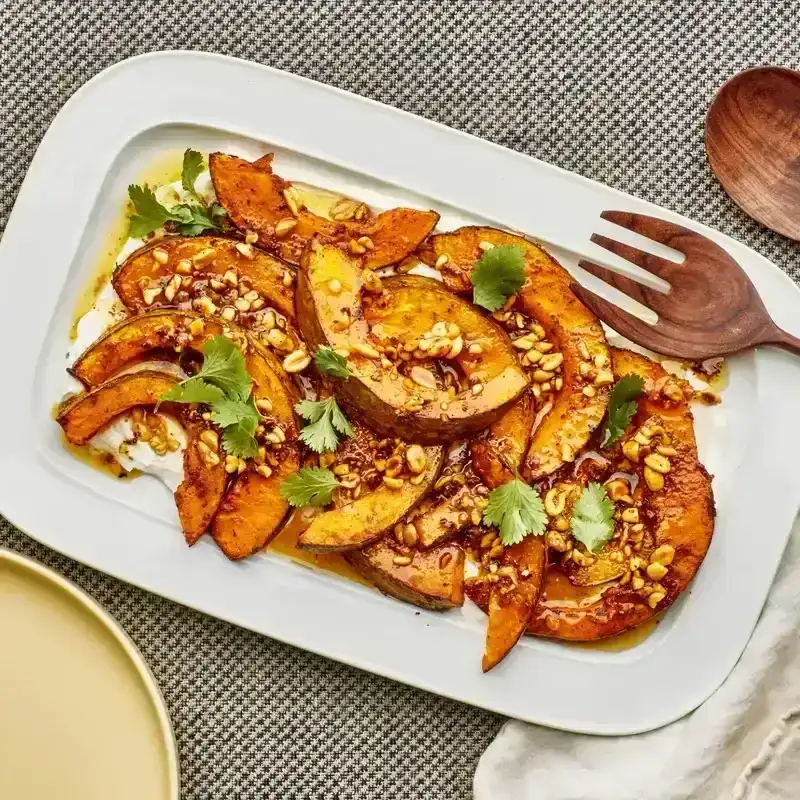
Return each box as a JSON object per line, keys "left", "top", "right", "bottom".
{"left": 296, "top": 243, "right": 529, "bottom": 443}
{"left": 481, "top": 535, "right": 547, "bottom": 671}
{"left": 470, "top": 393, "right": 535, "bottom": 489}
{"left": 209, "top": 153, "right": 439, "bottom": 268}
{"left": 113, "top": 235, "right": 296, "bottom": 320}
{"left": 57, "top": 370, "right": 180, "bottom": 445}
{"left": 56, "top": 370, "right": 227, "bottom": 544}
{"left": 345, "top": 540, "right": 465, "bottom": 611}
{"left": 527, "top": 348, "right": 715, "bottom": 640}
{"left": 297, "top": 445, "right": 444, "bottom": 552}
{"left": 68, "top": 311, "right": 301, "bottom": 560}
{"left": 419, "top": 226, "right": 611, "bottom": 479}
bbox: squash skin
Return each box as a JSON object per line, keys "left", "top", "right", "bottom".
{"left": 345, "top": 539, "right": 465, "bottom": 611}
{"left": 68, "top": 311, "right": 301, "bottom": 560}
{"left": 297, "top": 445, "right": 444, "bottom": 552}
{"left": 209, "top": 153, "right": 439, "bottom": 268}
{"left": 419, "top": 226, "right": 611, "bottom": 479}
{"left": 57, "top": 370, "right": 180, "bottom": 445}
{"left": 296, "top": 243, "right": 529, "bottom": 443}
{"left": 56, "top": 370, "right": 227, "bottom": 544}
{"left": 528, "top": 348, "right": 715, "bottom": 640}
{"left": 113, "top": 235, "right": 296, "bottom": 320}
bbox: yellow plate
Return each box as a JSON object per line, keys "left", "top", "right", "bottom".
{"left": 0, "top": 549, "right": 179, "bottom": 800}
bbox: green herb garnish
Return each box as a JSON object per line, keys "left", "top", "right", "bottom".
{"left": 294, "top": 397, "right": 353, "bottom": 454}
{"left": 469, "top": 244, "right": 526, "bottom": 312}
{"left": 159, "top": 336, "right": 263, "bottom": 459}
{"left": 314, "top": 346, "right": 353, "bottom": 380}
{"left": 482, "top": 476, "right": 547, "bottom": 546}
{"left": 280, "top": 467, "right": 340, "bottom": 507}
{"left": 601, "top": 374, "right": 646, "bottom": 447}
{"left": 570, "top": 482, "right": 615, "bottom": 553}
{"left": 128, "top": 149, "right": 226, "bottom": 238}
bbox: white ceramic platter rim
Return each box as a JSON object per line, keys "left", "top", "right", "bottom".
{"left": 2, "top": 51, "right": 800, "bottom": 735}
{"left": 0, "top": 547, "right": 180, "bottom": 796}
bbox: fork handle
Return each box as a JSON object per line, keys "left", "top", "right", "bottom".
{"left": 769, "top": 326, "right": 800, "bottom": 356}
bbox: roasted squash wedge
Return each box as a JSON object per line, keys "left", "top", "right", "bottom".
{"left": 406, "top": 441, "right": 488, "bottom": 549}
{"left": 345, "top": 539, "right": 465, "bottom": 611}
{"left": 481, "top": 535, "right": 547, "bottom": 671}
{"left": 68, "top": 311, "right": 301, "bottom": 560}
{"left": 209, "top": 153, "right": 439, "bottom": 268}
{"left": 470, "top": 393, "right": 535, "bottom": 489}
{"left": 297, "top": 445, "right": 444, "bottom": 552}
{"left": 113, "top": 235, "right": 296, "bottom": 320}
{"left": 296, "top": 242, "right": 529, "bottom": 443}
{"left": 57, "top": 370, "right": 179, "bottom": 445}
{"left": 56, "top": 370, "right": 227, "bottom": 544}
{"left": 419, "top": 226, "right": 610, "bottom": 479}
{"left": 527, "top": 348, "right": 715, "bottom": 640}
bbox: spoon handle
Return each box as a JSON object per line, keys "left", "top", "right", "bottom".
{"left": 768, "top": 326, "right": 800, "bottom": 356}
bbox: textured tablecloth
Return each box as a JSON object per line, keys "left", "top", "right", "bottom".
{"left": 2, "top": 2, "right": 800, "bottom": 798}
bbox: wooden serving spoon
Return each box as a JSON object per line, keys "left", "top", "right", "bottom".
{"left": 706, "top": 66, "right": 800, "bottom": 240}
{"left": 570, "top": 210, "right": 800, "bottom": 360}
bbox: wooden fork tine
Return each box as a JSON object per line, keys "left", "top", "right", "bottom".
{"left": 601, "top": 211, "right": 696, "bottom": 251}
{"left": 570, "top": 281, "right": 706, "bottom": 358}
{"left": 578, "top": 259, "right": 651, "bottom": 305}
{"left": 590, "top": 233, "right": 675, "bottom": 278}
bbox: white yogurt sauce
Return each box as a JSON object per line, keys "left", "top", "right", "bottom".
{"left": 65, "top": 175, "right": 210, "bottom": 488}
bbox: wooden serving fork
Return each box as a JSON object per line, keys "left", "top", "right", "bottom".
{"left": 570, "top": 211, "right": 800, "bottom": 359}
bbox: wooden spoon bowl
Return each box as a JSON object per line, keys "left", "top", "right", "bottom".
{"left": 706, "top": 66, "right": 800, "bottom": 240}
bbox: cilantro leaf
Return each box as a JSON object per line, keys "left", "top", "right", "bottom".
{"left": 195, "top": 336, "right": 252, "bottom": 401}
{"left": 570, "top": 482, "right": 615, "bottom": 553}
{"left": 223, "top": 422, "right": 260, "bottom": 460}
{"left": 159, "top": 376, "right": 224, "bottom": 405}
{"left": 601, "top": 374, "right": 646, "bottom": 447}
{"left": 314, "top": 347, "right": 352, "bottom": 379}
{"left": 174, "top": 203, "right": 222, "bottom": 236}
{"left": 209, "top": 395, "right": 261, "bottom": 430}
{"left": 127, "top": 184, "right": 184, "bottom": 238}
{"left": 280, "top": 467, "right": 340, "bottom": 507}
{"left": 470, "top": 244, "right": 526, "bottom": 312}
{"left": 295, "top": 397, "right": 353, "bottom": 453}
{"left": 181, "top": 148, "right": 205, "bottom": 203}
{"left": 482, "top": 477, "right": 546, "bottom": 546}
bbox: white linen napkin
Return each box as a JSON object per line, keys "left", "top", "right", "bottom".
{"left": 474, "top": 516, "right": 800, "bottom": 800}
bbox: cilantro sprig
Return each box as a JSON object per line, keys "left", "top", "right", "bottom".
{"left": 569, "top": 482, "right": 615, "bottom": 553}
{"left": 482, "top": 476, "right": 546, "bottom": 546}
{"left": 295, "top": 397, "right": 353, "bottom": 453}
{"left": 314, "top": 346, "right": 353, "bottom": 380}
{"left": 600, "top": 374, "right": 646, "bottom": 447}
{"left": 469, "top": 244, "right": 526, "bottom": 312}
{"left": 128, "top": 149, "right": 226, "bottom": 239}
{"left": 160, "top": 336, "right": 263, "bottom": 459}
{"left": 280, "top": 467, "right": 340, "bottom": 507}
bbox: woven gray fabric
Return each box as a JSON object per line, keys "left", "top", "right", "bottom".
{"left": 1, "top": 1, "right": 800, "bottom": 798}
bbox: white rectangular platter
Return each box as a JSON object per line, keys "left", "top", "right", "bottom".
{"left": 3, "top": 52, "right": 800, "bottom": 734}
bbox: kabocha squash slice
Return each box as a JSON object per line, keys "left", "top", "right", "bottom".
{"left": 470, "top": 393, "right": 535, "bottom": 489}
{"left": 406, "top": 441, "right": 489, "bottom": 549}
{"left": 297, "top": 445, "right": 444, "bottom": 552}
{"left": 56, "top": 370, "right": 227, "bottom": 543}
{"left": 209, "top": 153, "right": 439, "bottom": 268}
{"left": 68, "top": 311, "right": 301, "bottom": 560}
{"left": 526, "top": 348, "right": 715, "bottom": 640}
{"left": 113, "top": 235, "right": 296, "bottom": 320}
{"left": 419, "top": 226, "right": 611, "bottom": 479}
{"left": 345, "top": 539, "right": 465, "bottom": 611}
{"left": 480, "top": 535, "right": 547, "bottom": 672}
{"left": 296, "top": 242, "right": 529, "bottom": 443}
